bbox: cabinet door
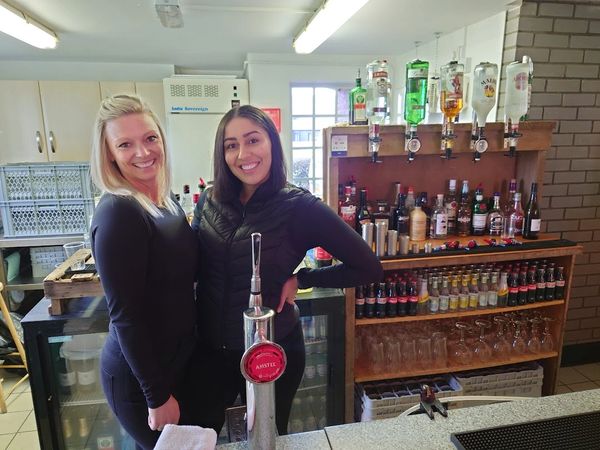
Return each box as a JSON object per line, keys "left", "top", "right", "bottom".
{"left": 135, "top": 82, "right": 166, "bottom": 128}
{"left": 39, "top": 81, "right": 102, "bottom": 162}
{"left": 100, "top": 81, "right": 135, "bottom": 99}
{"left": 0, "top": 80, "right": 48, "bottom": 164}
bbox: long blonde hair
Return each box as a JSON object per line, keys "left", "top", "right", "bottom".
{"left": 90, "top": 94, "right": 178, "bottom": 217}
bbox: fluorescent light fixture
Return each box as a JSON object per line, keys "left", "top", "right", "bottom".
{"left": 293, "top": 0, "right": 370, "bottom": 54}
{"left": 0, "top": 0, "right": 57, "bottom": 49}
{"left": 155, "top": 0, "right": 184, "bottom": 28}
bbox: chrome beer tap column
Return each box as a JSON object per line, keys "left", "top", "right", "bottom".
{"left": 241, "top": 233, "right": 287, "bottom": 450}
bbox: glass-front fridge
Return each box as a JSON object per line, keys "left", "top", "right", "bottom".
{"left": 23, "top": 288, "right": 345, "bottom": 449}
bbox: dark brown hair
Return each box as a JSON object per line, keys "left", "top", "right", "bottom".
{"left": 212, "top": 105, "right": 287, "bottom": 202}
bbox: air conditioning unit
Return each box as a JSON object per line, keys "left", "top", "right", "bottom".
{"left": 163, "top": 76, "right": 249, "bottom": 114}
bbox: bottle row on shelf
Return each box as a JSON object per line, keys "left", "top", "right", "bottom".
{"left": 355, "top": 310, "right": 556, "bottom": 375}
{"left": 339, "top": 177, "right": 540, "bottom": 252}
{"left": 355, "top": 259, "right": 565, "bottom": 319}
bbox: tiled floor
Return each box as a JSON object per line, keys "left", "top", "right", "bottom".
{"left": 1, "top": 363, "right": 600, "bottom": 449}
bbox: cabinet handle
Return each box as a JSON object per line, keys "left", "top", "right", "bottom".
{"left": 35, "top": 131, "right": 43, "bottom": 153}
{"left": 49, "top": 131, "right": 56, "bottom": 153}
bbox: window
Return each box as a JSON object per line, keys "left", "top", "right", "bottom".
{"left": 291, "top": 85, "right": 350, "bottom": 199}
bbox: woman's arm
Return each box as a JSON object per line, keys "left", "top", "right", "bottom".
{"left": 292, "top": 197, "right": 383, "bottom": 289}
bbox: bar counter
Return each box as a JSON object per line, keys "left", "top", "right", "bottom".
{"left": 219, "top": 388, "right": 600, "bottom": 449}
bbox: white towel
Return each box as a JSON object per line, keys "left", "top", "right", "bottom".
{"left": 154, "top": 424, "right": 217, "bottom": 450}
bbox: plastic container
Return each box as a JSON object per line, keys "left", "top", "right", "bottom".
{"left": 61, "top": 335, "right": 103, "bottom": 395}
{"left": 30, "top": 246, "right": 64, "bottom": 278}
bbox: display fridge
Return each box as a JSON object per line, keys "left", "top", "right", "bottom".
{"left": 22, "top": 288, "right": 345, "bottom": 449}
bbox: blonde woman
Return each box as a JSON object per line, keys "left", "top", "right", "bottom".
{"left": 90, "top": 95, "right": 203, "bottom": 449}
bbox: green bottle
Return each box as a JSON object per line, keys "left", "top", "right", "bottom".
{"left": 404, "top": 59, "right": 429, "bottom": 126}
{"left": 349, "top": 70, "right": 367, "bottom": 125}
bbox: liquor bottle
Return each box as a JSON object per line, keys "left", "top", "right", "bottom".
{"left": 364, "top": 283, "right": 376, "bottom": 318}
{"left": 429, "top": 277, "right": 440, "bottom": 314}
{"left": 445, "top": 179, "right": 458, "bottom": 235}
{"left": 397, "top": 279, "right": 408, "bottom": 316}
{"left": 517, "top": 269, "right": 528, "bottom": 305}
{"left": 404, "top": 59, "right": 429, "bottom": 156}
{"left": 440, "top": 61, "right": 465, "bottom": 158}
{"left": 409, "top": 205, "right": 427, "bottom": 242}
{"left": 181, "top": 184, "right": 194, "bottom": 222}
{"left": 471, "top": 62, "right": 499, "bottom": 158}
{"left": 555, "top": 266, "right": 565, "bottom": 299}
{"left": 469, "top": 274, "right": 479, "bottom": 309}
{"left": 407, "top": 279, "right": 418, "bottom": 316}
{"left": 339, "top": 186, "right": 357, "bottom": 229}
{"left": 439, "top": 277, "right": 450, "bottom": 313}
{"left": 449, "top": 276, "right": 460, "bottom": 311}
{"left": 355, "top": 286, "right": 365, "bottom": 319}
{"left": 472, "top": 193, "right": 488, "bottom": 236}
{"left": 376, "top": 282, "right": 388, "bottom": 318}
{"left": 545, "top": 265, "right": 556, "bottom": 300}
{"left": 478, "top": 273, "right": 489, "bottom": 308}
{"left": 459, "top": 275, "right": 470, "bottom": 310}
{"left": 405, "top": 186, "right": 416, "bottom": 211}
{"left": 431, "top": 194, "right": 448, "bottom": 239}
{"left": 523, "top": 182, "right": 541, "bottom": 239}
{"left": 509, "top": 192, "right": 525, "bottom": 236}
{"left": 503, "top": 178, "right": 517, "bottom": 216}
{"left": 393, "top": 194, "right": 409, "bottom": 235}
{"left": 417, "top": 278, "right": 430, "bottom": 315}
{"left": 487, "top": 193, "right": 504, "bottom": 236}
{"left": 366, "top": 60, "right": 391, "bottom": 124}
{"left": 198, "top": 177, "right": 207, "bottom": 196}
{"left": 497, "top": 272, "right": 509, "bottom": 307}
{"left": 386, "top": 281, "right": 398, "bottom": 317}
{"left": 356, "top": 188, "right": 372, "bottom": 233}
{"left": 527, "top": 267, "right": 537, "bottom": 303}
{"left": 504, "top": 59, "right": 531, "bottom": 154}
{"left": 508, "top": 271, "right": 519, "bottom": 306}
{"left": 536, "top": 267, "right": 547, "bottom": 301}
{"left": 461, "top": 180, "right": 471, "bottom": 205}
{"left": 418, "top": 192, "right": 432, "bottom": 238}
{"left": 349, "top": 70, "right": 368, "bottom": 125}
{"left": 488, "top": 272, "right": 499, "bottom": 307}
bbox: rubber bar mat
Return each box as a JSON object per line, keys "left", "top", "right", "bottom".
{"left": 451, "top": 410, "right": 600, "bottom": 450}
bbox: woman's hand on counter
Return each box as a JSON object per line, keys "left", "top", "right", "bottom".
{"left": 277, "top": 275, "right": 298, "bottom": 313}
{"left": 148, "top": 395, "right": 180, "bottom": 431}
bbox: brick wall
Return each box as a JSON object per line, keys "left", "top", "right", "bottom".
{"left": 501, "top": 0, "right": 600, "bottom": 344}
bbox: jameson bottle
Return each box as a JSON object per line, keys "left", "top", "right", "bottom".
{"left": 404, "top": 59, "right": 429, "bottom": 126}
{"left": 349, "top": 70, "right": 368, "bottom": 125}
{"left": 555, "top": 266, "right": 566, "bottom": 299}
{"left": 523, "top": 182, "right": 541, "bottom": 239}
{"left": 445, "top": 179, "right": 458, "bottom": 235}
{"left": 356, "top": 188, "right": 372, "bottom": 233}
{"left": 355, "top": 285, "right": 365, "bottom": 319}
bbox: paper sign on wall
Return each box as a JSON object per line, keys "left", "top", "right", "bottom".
{"left": 331, "top": 135, "right": 348, "bottom": 157}
{"left": 261, "top": 108, "right": 281, "bottom": 133}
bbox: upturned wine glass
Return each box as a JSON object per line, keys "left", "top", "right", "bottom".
{"left": 474, "top": 319, "right": 493, "bottom": 362}
{"left": 527, "top": 317, "right": 543, "bottom": 354}
{"left": 540, "top": 317, "right": 556, "bottom": 352}
{"left": 492, "top": 316, "right": 512, "bottom": 360}
{"left": 511, "top": 319, "right": 528, "bottom": 355}
{"left": 453, "top": 321, "right": 473, "bottom": 365}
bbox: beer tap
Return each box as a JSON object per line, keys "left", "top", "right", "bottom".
{"left": 241, "top": 233, "right": 287, "bottom": 450}
{"left": 504, "top": 56, "right": 533, "bottom": 157}
{"left": 368, "top": 120, "right": 382, "bottom": 163}
{"left": 365, "top": 59, "right": 390, "bottom": 163}
{"left": 470, "top": 62, "right": 498, "bottom": 162}
{"left": 440, "top": 61, "right": 464, "bottom": 160}
{"left": 404, "top": 58, "right": 429, "bottom": 163}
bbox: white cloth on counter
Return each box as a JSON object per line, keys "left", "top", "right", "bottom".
{"left": 154, "top": 424, "right": 217, "bottom": 450}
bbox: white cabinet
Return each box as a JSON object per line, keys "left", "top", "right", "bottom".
{"left": 0, "top": 81, "right": 48, "bottom": 164}
{"left": 135, "top": 82, "right": 166, "bottom": 127}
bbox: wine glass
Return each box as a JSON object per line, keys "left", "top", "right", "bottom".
{"left": 511, "top": 319, "right": 528, "bottom": 355}
{"left": 474, "top": 319, "right": 493, "bottom": 362}
{"left": 453, "top": 321, "right": 473, "bottom": 365}
{"left": 527, "top": 317, "right": 543, "bottom": 354}
{"left": 492, "top": 316, "right": 512, "bottom": 360}
{"left": 540, "top": 317, "right": 556, "bottom": 352}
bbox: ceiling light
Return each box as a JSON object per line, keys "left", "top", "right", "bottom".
{"left": 0, "top": 0, "right": 57, "bottom": 49}
{"left": 155, "top": 0, "right": 184, "bottom": 28}
{"left": 293, "top": 0, "right": 370, "bottom": 54}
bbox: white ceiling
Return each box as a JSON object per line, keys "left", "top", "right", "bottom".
{"left": 0, "top": 0, "right": 513, "bottom": 72}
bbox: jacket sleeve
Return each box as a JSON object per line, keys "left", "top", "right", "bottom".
{"left": 91, "top": 197, "right": 170, "bottom": 409}
{"left": 292, "top": 196, "right": 383, "bottom": 289}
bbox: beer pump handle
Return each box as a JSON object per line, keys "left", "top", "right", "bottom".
{"left": 251, "top": 233, "right": 261, "bottom": 294}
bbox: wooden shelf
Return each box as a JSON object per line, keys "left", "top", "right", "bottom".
{"left": 355, "top": 351, "right": 559, "bottom": 383}
{"left": 5, "top": 275, "right": 45, "bottom": 291}
{"left": 356, "top": 300, "right": 565, "bottom": 326}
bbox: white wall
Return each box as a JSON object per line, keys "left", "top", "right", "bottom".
{"left": 0, "top": 60, "right": 174, "bottom": 81}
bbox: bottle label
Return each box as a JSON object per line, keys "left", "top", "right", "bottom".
{"left": 547, "top": 281, "right": 556, "bottom": 289}
{"left": 556, "top": 280, "right": 565, "bottom": 287}
{"left": 530, "top": 219, "right": 541, "bottom": 232}
{"left": 449, "top": 295, "right": 459, "bottom": 310}
{"left": 366, "top": 297, "right": 376, "bottom": 305}
{"left": 409, "top": 295, "right": 418, "bottom": 303}
{"left": 509, "top": 287, "right": 519, "bottom": 294}
{"left": 478, "top": 292, "right": 488, "bottom": 307}
{"left": 435, "top": 215, "right": 448, "bottom": 235}
{"left": 77, "top": 370, "right": 97, "bottom": 386}
{"left": 354, "top": 98, "right": 367, "bottom": 122}
{"left": 473, "top": 214, "right": 487, "bottom": 228}
{"left": 497, "top": 288, "right": 508, "bottom": 297}
{"left": 399, "top": 296, "right": 408, "bottom": 304}
{"left": 537, "top": 282, "right": 546, "bottom": 289}
{"left": 528, "top": 283, "right": 537, "bottom": 290}
{"left": 410, "top": 218, "right": 427, "bottom": 241}
{"left": 488, "top": 291, "right": 498, "bottom": 306}
{"left": 60, "top": 371, "right": 76, "bottom": 387}
{"left": 445, "top": 202, "right": 457, "bottom": 219}
{"left": 469, "top": 293, "right": 479, "bottom": 308}
{"left": 459, "top": 294, "right": 469, "bottom": 309}
{"left": 408, "top": 68, "right": 428, "bottom": 79}
{"left": 439, "top": 295, "right": 449, "bottom": 311}
{"left": 489, "top": 215, "right": 503, "bottom": 233}
{"left": 377, "top": 297, "right": 388, "bottom": 304}
{"left": 315, "top": 247, "right": 332, "bottom": 260}
{"left": 418, "top": 294, "right": 429, "bottom": 304}
{"left": 97, "top": 436, "right": 115, "bottom": 450}
{"left": 340, "top": 205, "right": 356, "bottom": 225}
{"left": 355, "top": 298, "right": 365, "bottom": 305}
{"left": 519, "top": 286, "right": 528, "bottom": 293}
{"left": 429, "top": 297, "right": 440, "bottom": 312}
{"left": 388, "top": 296, "right": 398, "bottom": 304}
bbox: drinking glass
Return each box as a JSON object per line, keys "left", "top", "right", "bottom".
{"left": 432, "top": 332, "right": 448, "bottom": 368}
{"left": 511, "top": 319, "right": 527, "bottom": 355}
{"left": 371, "top": 341, "right": 385, "bottom": 372}
{"left": 416, "top": 337, "right": 433, "bottom": 370}
{"left": 527, "top": 317, "right": 542, "bottom": 354}
{"left": 402, "top": 339, "right": 417, "bottom": 367}
{"left": 540, "top": 317, "right": 556, "bottom": 352}
{"left": 63, "top": 242, "right": 85, "bottom": 271}
{"left": 452, "top": 322, "right": 473, "bottom": 365}
{"left": 473, "top": 319, "right": 493, "bottom": 362}
{"left": 492, "top": 316, "right": 512, "bottom": 360}
{"left": 384, "top": 337, "right": 402, "bottom": 372}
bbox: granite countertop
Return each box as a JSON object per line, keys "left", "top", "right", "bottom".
{"left": 324, "top": 388, "right": 600, "bottom": 449}
{"left": 216, "top": 430, "right": 330, "bottom": 450}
